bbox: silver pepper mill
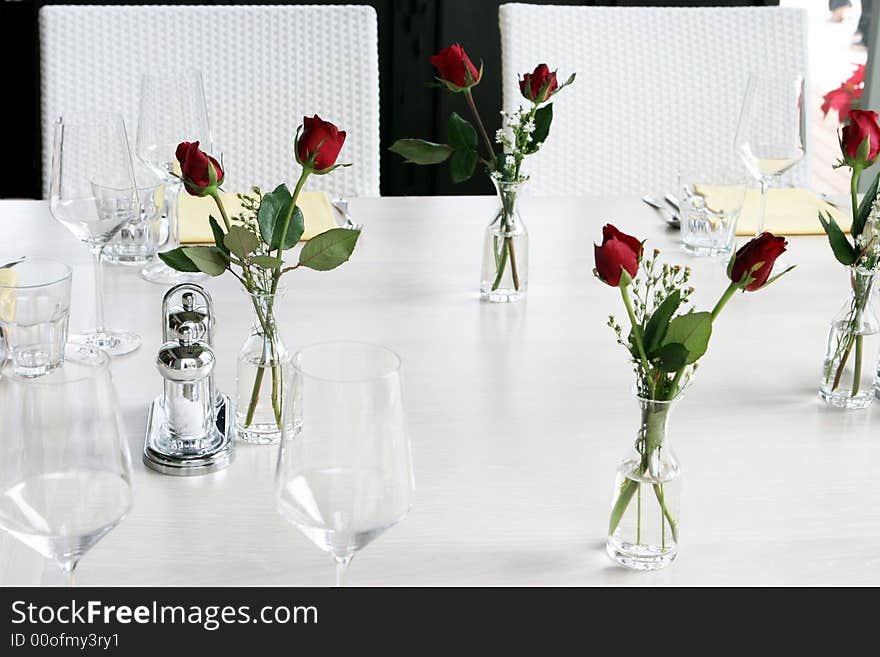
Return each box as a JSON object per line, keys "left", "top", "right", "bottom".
{"left": 143, "top": 284, "right": 234, "bottom": 475}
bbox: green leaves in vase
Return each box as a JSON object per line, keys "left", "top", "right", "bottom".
{"left": 389, "top": 111, "right": 481, "bottom": 184}
{"left": 159, "top": 185, "right": 360, "bottom": 278}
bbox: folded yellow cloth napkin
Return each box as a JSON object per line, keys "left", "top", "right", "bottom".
{"left": 0, "top": 268, "right": 18, "bottom": 322}
{"left": 693, "top": 185, "right": 848, "bottom": 236}
{"left": 178, "top": 190, "right": 339, "bottom": 244}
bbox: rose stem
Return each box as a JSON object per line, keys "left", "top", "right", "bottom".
{"left": 852, "top": 334, "right": 863, "bottom": 397}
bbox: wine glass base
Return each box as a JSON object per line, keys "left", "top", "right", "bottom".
{"left": 141, "top": 261, "right": 207, "bottom": 285}
{"left": 69, "top": 331, "right": 142, "bottom": 358}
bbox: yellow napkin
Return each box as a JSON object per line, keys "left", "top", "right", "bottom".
{"left": 694, "top": 186, "right": 848, "bottom": 236}
{"left": 178, "top": 190, "right": 339, "bottom": 244}
{"left": 0, "top": 268, "right": 18, "bottom": 322}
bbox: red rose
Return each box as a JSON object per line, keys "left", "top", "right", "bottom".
{"left": 430, "top": 44, "right": 480, "bottom": 89}
{"left": 519, "top": 64, "right": 559, "bottom": 103}
{"left": 594, "top": 224, "right": 642, "bottom": 287}
{"left": 841, "top": 109, "right": 880, "bottom": 166}
{"left": 729, "top": 232, "right": 788, "bottom": 291}
{"left": 822, "top": 86, "right": 859, "bottom": 122}
{"left": 175, "top": 141, "right": 223, "bottom": 197}
{"left": 296, "top": 115, "right": 347, "bottom": 172}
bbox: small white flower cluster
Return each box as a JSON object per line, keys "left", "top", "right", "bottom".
{"left": 491, "top": 104, "right": 545, "bottom": 183}
{"left": 857, "top": 196, "right": 880, "bottom": 265}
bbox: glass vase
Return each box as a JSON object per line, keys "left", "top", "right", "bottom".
{"left": 480, "top": 180, "right": 528, "bottom": 303}
{"left": 820, "top": 266, "right": 880, "bottom": 409}
{"left": 606, "top": 394, "right": 682, "bottom": 571}
{"left": 235, "top": 288, "right": 293, "bottom": 444}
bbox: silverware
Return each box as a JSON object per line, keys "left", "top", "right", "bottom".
{"left": 664, "top": 193, "right": 682, "bottom": 213}
{"left": 331, "top": 198, "right": 362, "bottom": 230}
{"left": 642, "top": 195, "right": 680, "bottom": 229}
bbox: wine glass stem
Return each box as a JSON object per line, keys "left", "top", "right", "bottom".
{"left": 335, "top": 555, "right": 353, "bottom": 587}
{"left": 90, "top": 244, "right": 107, "bottom": 334}
{"left": 166, "top": 179, "right": 182, "bottom": 250}
{"left": 62, "top": 562, "right": 78, "bottom": 587}
{"left": 757, "top": 176, "right": 770, "bottom": 237}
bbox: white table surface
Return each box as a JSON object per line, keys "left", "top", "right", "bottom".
{"left": 0, "top": 195, "right": 878, "bottom": 586}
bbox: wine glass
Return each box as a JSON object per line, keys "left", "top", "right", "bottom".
{"left": 735, "top": 72, "right": 807, "bottom": 236}
{"left": 48, "top": 113, "right": 142, "bottom": 357}
{"left": 0, "top": 345, "right": 133, "bottom": 584}
{"left": 136, "top": 69, "right": 212, "bottom": 285}
{"left": 276, "top": 342, "right": 415, "bottom": 586}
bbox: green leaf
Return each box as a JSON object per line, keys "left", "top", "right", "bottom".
{"left": 643, "top": 290, "right": 682, "bottom": 356}
{"left": 257, "top": 183, "right": 291, "bottom": 246}
{"left": 855, "top": 171, "right": 880, "bottom": 237}
{"left": 819, "top": 211, "right": 858, "bottom": 266}
{"left": 275, "top": 206, "right": 305, "bottom": 251}
{"left": 182, "top": 246, "right": 228, "bottom": 277}
{"left": 609, "top": 478, "right": 639, "bottom": 536}
{"left": 257, "top": 184, "right": 304, "bottom": 251}
{"left": 656, "top": 343, "right": 689, "bottom": 373}
{"left": 250, "top": 255, "right": 284, "bottom": 270}
{"left": 209, "top": 216, "right": 229, "bottom": 255}
{"left": 298, "top": 228, "right": 360, "bottom": 271}
{"left": 449, "top": 149, "right": 478, "bottom": 184}
{"left": 527, "top": 103, "right": 553, "bottom": 153}
{"left": 158, "top": 247, "right": 201, "bottom": 273}
{"left": 223, "top": 225, "right": 260, "bottom": 259}
{"left": 661, "top": 312, "right": 712, "bottom": 365}
{"left": 447, "top": 112, "right": 477, "bottom": 151}
{"left": 389, "top": 139, "right": 453, "bottom": 165}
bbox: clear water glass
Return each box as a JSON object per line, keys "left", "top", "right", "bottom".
{"left": 0, "top": 257, "right": 71, "bottom": 377}
{"left": 276, "top": 342, "right": 415, "bottom": 586}
{"left": 678, "top": 167, "right": 747, "bottom": 258}
{"left": 0, "top": 345, "right": 133, "bottom": 584}
{"left": 103, "top": 159, "right": 165, "bottom": 267}
{"left": 48, "top": 113, "right": 142, "bottom": 357}
{"left": 136, "top": 70, "right": 211, "bottom": 285}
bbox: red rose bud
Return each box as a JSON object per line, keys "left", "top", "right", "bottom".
{"left": 175, "top": 141, "right": 223, "bottom": 197}
{"left": 841, "top": 109, "right": 880, "bottom": 166}
{"left": 594, "top": 224, "right": 642, "bottom": 287}
{"left": 430, "top": 44, "right": 481, "bottom": 90}
{"left": 729, "top": 232, "right": 788, "bottom": 291}
{"left": 296, "top": 115, "right": 347, "bottom": 172}
{"left": 519, "top": 64, "right": 559, "bottom": 103}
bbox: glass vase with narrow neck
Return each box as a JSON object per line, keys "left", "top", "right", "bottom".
{"left": 820, "top": 266, "right": 880, "bottom": 409}
{"left": 480, "top": 179, "right": 529, "bottom": 303}
{"left": 606, "top": 394, "right": 682, "bottom": 571}
{"left": 235, "top": 288, "right": 293, "bottom": 445}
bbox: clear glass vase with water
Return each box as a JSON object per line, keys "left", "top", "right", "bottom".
{"left": 820, "top": 266, "right": 880, "bottom": 409}
{"left": 481, "top": 180, "right": 528, "bottom": 302}
{"left": 235, "top": 289, "right": 292, "bottom": 444}
{"left": 607, "top": 395, "right": 682, "bottom": 571}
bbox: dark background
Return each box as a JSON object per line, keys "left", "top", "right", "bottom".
{"left": 0, "top": 0, "right": 778, "bottom": 199}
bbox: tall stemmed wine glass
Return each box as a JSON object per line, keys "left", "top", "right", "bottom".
{"left": 276, "top": 342, "right": 415, "bottom": 586}
{"left": 49, "top": 113, "right": 142, "bottom": 356}
{"left": 0, "top": 346, "right": 133, "bottom": 584}
{"left": 137, "top": 70, "right": 212, "bottom": 284}
{"left": 735, "top": 72, "right": 807, "bottom": 236}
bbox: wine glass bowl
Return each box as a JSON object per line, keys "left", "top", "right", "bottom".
{"left": 735, "top": 72, "right": 807, "bottom": 236}
{"left": 136, "top": 70, "right": 212, "bottom": 285}
{"left": 0, "top": 345, "right": 133, "bottom": 582}
{"left": 276, "top": 342, "right": 415, "bottom": 586}
{"left": 48, "top": 113, "right": 142, "bottom": 357}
